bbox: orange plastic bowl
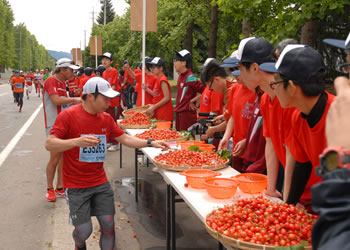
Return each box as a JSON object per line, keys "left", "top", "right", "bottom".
{"left": 155, "top": 121, "right": 172, "bottom": 130}
{"left": 180, "top": 169, "right": 221, "bottom": 189}
{"left": 203, "top": 178, "right": 238, "bottom": 199}
{"left": 198, "top": 144, "right": 216, "bottom": 152}
{"left": 232, "top": 173, "right": 267, "bottom": 194}
{"left": 179, "top": 141, "right": 205, "bottom": 150}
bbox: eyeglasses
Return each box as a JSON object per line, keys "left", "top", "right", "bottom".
{"left": 269, "top": 80, "right": 284, "bottom": 90}
{"left": 339, "top": 63, "right": 350, "bottom": 73}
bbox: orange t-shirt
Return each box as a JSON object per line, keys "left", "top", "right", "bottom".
{"left": 103, "top": 68, "right": 120, "bottom": 107}
{"left": 286, "top": 92, "right": 335, "bottom": 200}
{"left": 12, "top": 77, "right": 25, "bottom": 93}
{"left": 199, "top": 86, "right": 224, "bottom": 115}
{"left": 153, "top": 74, "right": 173, "bottom": 121}
{"left": 135, "top": 72, "right": 157, "bottom": 107}
{"left": 228, "top": 84, "right": 256, "bottom": 145}
{"left": 260, "top": 94, "right": 296, "bottom": 167}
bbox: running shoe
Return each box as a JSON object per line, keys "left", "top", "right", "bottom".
{"left": 27, "top": 96, "right": 29, "bottom": 100}
{"left": 55, "top": 188, "right": 65, "bottom": 198}
{"left": 107, "top": 144, "right": 120, "bottom": 152}
{"left": 19, "top": 109, "right": 22, "bottom": 113}
{"left": 46, "top": 188, "right": 56, "bottom": 202}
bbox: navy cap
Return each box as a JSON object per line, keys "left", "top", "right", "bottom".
{"left": 174, "top": 49, "right": 192, "bottom": 62}
{"left": 237, "top": 37, "right": 275, "bottom": 64}
{"left": 198, "top": 58, "right": 215, "bottom": 69}
{"left": 323, "top": 33, "right": 350, "bottom": 50}
{"left": 149, "top": 57, "right": 166, "bottom": 67}
{"left": 220, "top": 57, "right": 239, "bottom": 68}
{"left": 232, "top": 70, "right": 240, "bottom": 76}
{"left": 259, "top": 44, "right": 325, "bottom": 81}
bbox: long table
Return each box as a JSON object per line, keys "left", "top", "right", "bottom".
{"left": 124, "top": 129, "right": 241, "bottom": 249}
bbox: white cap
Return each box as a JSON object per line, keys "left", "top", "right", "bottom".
{"left": 102, "top": 52, "right": 113, "bottom": 60}
{"left": 83, "top": 77, "right": 120, "bottom": 98}
{"left": 56, "top": 58, "right": 79, "bottom": 69}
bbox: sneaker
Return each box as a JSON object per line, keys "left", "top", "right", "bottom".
{"left": 17, "top": 103, "right": 19, "bottom": 107}
{"left": 27, "top": 96, "right": 29, "bottom": 100}
{"left": 46, "top": 189, "right": 56, "bottom": 202}
{"left": 55, "top": 188, "right": 65, "bottom": 198}
{"left": 106, "top": 143, "right": 112, "bottom": 149}
{"left": 108, "top": 144, "right": 120, "bottom": 152}
{"left": 19, "top": 109, "right": 22, "bottom": 113}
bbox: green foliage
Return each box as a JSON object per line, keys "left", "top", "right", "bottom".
{"left": 0, "top": 0, "right": 55, "bottom": 71}
{"left": 97, "top": 0, "right": 116, "bottom": 25}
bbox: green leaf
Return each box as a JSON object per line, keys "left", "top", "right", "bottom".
{"left": 188, "top": 145, "right": 201, "bottom": 152}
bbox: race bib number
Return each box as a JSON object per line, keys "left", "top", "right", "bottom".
{"left": 79, "top": 134, "right": 107, "bottom": 162}
{"left": 16, "top": 83, "right": 22, "bottom": 88}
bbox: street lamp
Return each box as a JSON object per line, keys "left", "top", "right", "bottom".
{"left": 100, "top": 0, "right": 106, "bottom": 25}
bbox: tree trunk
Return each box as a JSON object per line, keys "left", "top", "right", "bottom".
{"left": 208, "top": 4, "right": 219, "bottom": 58}
{"left": 300, "top": 19, "right": 318, "bottom": 47}
{"left": 242, "top": 14, "right": 252, "bottom": 37}
{"left": 183, "top": 22, "right": 194, "bottom": 54}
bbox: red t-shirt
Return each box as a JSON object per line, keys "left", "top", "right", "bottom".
{"left": 25, "top": 75, "right": 34, "bottom": 86}
{"left": 199, "top": 86, "right": 224, "bottom": 115}
{"left": 103, "top": 68, "right": 120, "bottom": 107}
{"left": 153, "top": 74, "right": 174, "bottom": 121}
{"left": 260, "top": 94, "right": 296, "bottom": 167}
{"left": 50, "top": 104, "right": 124, "bottom": 188}
{"left": 135, "top": 72, "right": 157, "bottom": 107}
{"left": 43, "top": 76, "right": 68, "bottom": 128}
{"left": 224, "top": 82, "right": 237, "bottom": 121}
{"left": 67, "top": 77, "right": 78, "bottom": 92}
{"left": 124, "top": 69, "right": 134, "bottom": 86}
{"left": 229, "top": 84, "right": 256, "bottom": 145}
{"left": 286, "top": 92, "right": 335, "bottom": 200}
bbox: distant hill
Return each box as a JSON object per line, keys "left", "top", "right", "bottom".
{"left": 48, "top": 50, "right": 72, "bottom": 60}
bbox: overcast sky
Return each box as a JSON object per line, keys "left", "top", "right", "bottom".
{"left": 8, "top": 0, "right": 128, "bottom": 52}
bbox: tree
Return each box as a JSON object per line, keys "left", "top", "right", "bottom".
{"left": 97, "top": 0, "right": 116, "bottom": 25}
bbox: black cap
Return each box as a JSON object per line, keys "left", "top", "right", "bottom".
{"left": 102, "top": 52, "right": 113, "bottom": 60}
{"left": 237, "top": 37, "right": 275, "bottom": 64}
{"left": 259, "top": 45, "right": 324, "bottom": 81}
{"left": 323, "top": 33, "right": 350, "bottom": 50}
{"left": 174, "top": 49, "right": 192, "bottom": 62}
{"left": 149, "top": 57, "right": 166, "bottom": 67}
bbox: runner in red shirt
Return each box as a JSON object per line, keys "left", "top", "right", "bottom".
{"left": 78, "top": 67, "right": 94, "bottom": 97}
{"left": 260, "top": 45, "right": 334, "bottom": 213}
{"left": 173, "top": 49, "right": 205, "bottom": 131}
{"left": 45, "top": 77, "right": 169, "bottom": 250}
{"left": 10, "top": 70, "right": 25, "bottom": 112}
{"left": 144, "top": 57, "right": 174, "bottom": 122}
{"left": 43, "top": 58, "right": 81, "bottom": 202}
{"left": 102, "top": 52, "right": 121, "bottom": 152}
{"left": 24, "top": 71, "right": 34, "bottom": 100}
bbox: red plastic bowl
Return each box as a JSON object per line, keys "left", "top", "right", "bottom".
{"left": 180, "top": 169, "right": 221, "bottom": 189}
{"left": 198, "top": 144, "right": 216, "bottom": 152}
{"left": 203, "top": 178, "right": 238, "bottom": 199}
{"left": 232, "top": 173, "right": 267, "bottom": 194}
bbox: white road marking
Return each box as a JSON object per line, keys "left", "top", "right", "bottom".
{"left": 0, "top": 103, "right": 43, "bottom": 167}
{"left": 0, "top": 92, "right": 8, "bottom": 97}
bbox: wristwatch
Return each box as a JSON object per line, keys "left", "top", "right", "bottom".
{"left": 147, "top": 139, "right": 154, "bottom": 147}
{"left": 317, "top": 146, "right": 350, "bottom": 175}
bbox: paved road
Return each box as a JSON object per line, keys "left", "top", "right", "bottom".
{"left": 0, "top": 82, "right": 219, "bottom": 250}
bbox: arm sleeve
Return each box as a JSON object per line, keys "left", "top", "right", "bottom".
{"left": 286, "top": 161, "right": 312, "bottom": 205}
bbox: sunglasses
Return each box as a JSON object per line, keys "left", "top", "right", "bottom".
{"left": 269, "top": 80, "right": 284, "bottom": 90}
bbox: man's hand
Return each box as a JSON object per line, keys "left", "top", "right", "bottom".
{"left": 75, "top": 136, "right": 101, "bottom": 148}
{"left": 73, "top": 97, "right": 82, "bottom": 104}
{"left": 206, "top": 126, "right": 216, "bottom": 138}
{"left": 232, "top": 139, "right": 246, "bottom": 157}
{"left": 212, "top": 115, "right": 224, "bottom": 125}
{"left": 326, "top": 77, "right": 350, "bottom": 149}
{"left": 151, "top": 140, "right": 170, "bottom": 150}
{"left": 264, "top": 189, "right": 282, "bottom": 199}
{"left": 218, "top": 138, "right": 229, "bottom": 150}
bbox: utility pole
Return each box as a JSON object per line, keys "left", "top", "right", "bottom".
{"left": 84, "top": 30, "right": 86, "bottom": 49}
{"left": 90, "top": 8, "right": 95, "bottom": 27}
{"left": 19, "top": 29, "right": 22, "bottom": 70}
{"left": 29, "top": 37, "right": 32, "bottom": 71}
{"left": 104, "top": 0, "right": 106, "bottom": 25}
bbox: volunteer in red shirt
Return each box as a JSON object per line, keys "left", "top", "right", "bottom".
{"left": 43, "top": 58, "right": 81, "bottom": 202}
{"left": 144, "top": 57, "right": 174, "bottom": 122}
{"left": 10, "top": 70, "right": 25, "bottom": 112}
{"left": 45, "top": 77, "right": 169, "bottom": 250}
{"left": 78, "top": 67, "right": 94, "bottom": 97}
{"left": 24, "top": 71, "right": 34, "bottom": 100}
{"left": 122, "top": 60, "right": 135, "bottom": 109}
{"left": 260, "top": 45, "right": 335, "bottom": 213}
{"left": 101, "top": 52, "right": 121, "bottom": 152}
{"left": 173, "top": 49, "right": 205, "bottom": 131}
{"left": 134, "top": 58, "right": 157, "bottom": 107}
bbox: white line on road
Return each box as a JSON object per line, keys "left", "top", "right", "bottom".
{"left": 0, "top": 103, "right": 43, "bottom": 167}
{"left": 0, "top": 92, "right": 8, "bottom": 97}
